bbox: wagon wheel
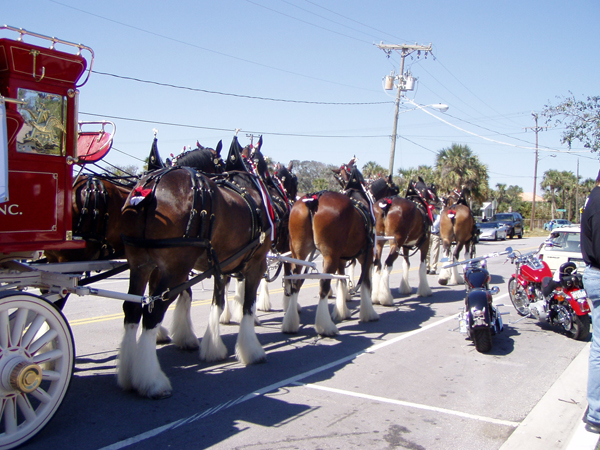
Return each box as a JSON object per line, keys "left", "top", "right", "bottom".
{"left": 0, "top": 291, "right": 75, "bottom": 449}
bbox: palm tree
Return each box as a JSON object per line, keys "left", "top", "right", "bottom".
{"left": 435, "top": 143, "right": 489, "bottom": 202}
{"left": 396, "top": 165, "right": 438, "bottom": 194}
{"left": 558, "top": 171, "right": 577, "bottom": 220}
{"left": 362, "top": 161, "right": 388, "bottom": 180}
{"left": 541, "top": 169, "right": 563, "bottom": 219}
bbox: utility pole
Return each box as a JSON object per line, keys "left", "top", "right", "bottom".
{"left": 576, "top": 158, "right": 580, "bottom": 223}
{"left": 377, "top": 43, "right": 432, "bottom": 176}
{"left": 524, "top": 113, "right": 547, "bottom": 231}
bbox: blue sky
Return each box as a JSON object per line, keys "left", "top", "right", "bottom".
{"left": 4, "top": 0, "right": 599, "bottom": 193}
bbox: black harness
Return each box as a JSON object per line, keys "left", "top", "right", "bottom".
{"left": 73, "top": 176, "right": 116, "bottom": 258}
{"left": 121, "top": 167, "right": 270, "bottom": 301}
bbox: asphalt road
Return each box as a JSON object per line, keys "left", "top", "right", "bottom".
{"left": 20, "top": 236, "right": 589, "bottom": 450}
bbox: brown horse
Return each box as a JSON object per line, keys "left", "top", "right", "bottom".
{"left": 282, "top": 162, "right": 380, "bottom": 336}
{"left": 118, "top": 136, "right": 272, "bottom": 399}
{"left": 438, "top": 190, "right": 477, "bottom": 286}
{"left": 372, "top": 177, "right": 440, "bottom": 304}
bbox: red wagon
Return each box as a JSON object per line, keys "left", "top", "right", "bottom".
{"left": 0, "top": 26, "right": 142, "bottom": 449}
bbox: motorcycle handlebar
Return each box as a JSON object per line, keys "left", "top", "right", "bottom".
{"left": 443, "top": 247, "right": 512, "bottom": 268}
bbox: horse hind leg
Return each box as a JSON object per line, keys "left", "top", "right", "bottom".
{"left": 398, "top": 250, "right": 412, "bottom": 295}
{"left": 416, "top": 246, "right": 433, "bottom": 297}
{"left": 256, "top": 277, "right": 271, "bottom": 311}
{"left": 230, "top": 277, "right": 245, "bottom": 322}
{"left": 235, "top": 261, "right": 267, "bottom": 365}
{"left": 358, "top": 249, "right": 379, "bottom": 323}
{"left": 282, "top": 264, "right": 305, "bottom": 334}
{"left": 378, "top": 244, "right": 399, "bottom": 306}
{"left": 448, "top": 244, "right": 464, "bottom": 285}
{"left": 170, "top": 288, "right": 199, "bottom": 350}
{"left": 332, "top": 278, "right": 351, "bottom": 322}
{"left": 201, "top": 275, "right": 228, "bottom": 362}
{"left": 371, "top": 239, "right": 385, "bottom": 305}
{"left": 219, "top": 277, "right": 232, "bottom": 324}
{"left": 317, "top": 257, "right": 340, "bottom": 335}
{"left": 437, "top": 242, "right": 452, "bottom": 286}
{"left": 332, "top": 260, "right": 351, "bottom": 322}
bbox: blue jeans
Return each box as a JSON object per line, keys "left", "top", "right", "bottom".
{"left": 584, "top": 265, "right": 600, "bottom": 424}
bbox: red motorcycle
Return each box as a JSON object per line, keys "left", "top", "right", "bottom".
{"left": 507, "top": 248, "right": 590, "bottom": 341}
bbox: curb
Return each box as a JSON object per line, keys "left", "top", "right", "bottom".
{"left": 501, "top": 342, "right": 599, "bottom": 450}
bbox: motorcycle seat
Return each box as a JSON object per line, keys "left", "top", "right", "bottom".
{"left": 542, "top": 276, "right": 559, "bottom": 297}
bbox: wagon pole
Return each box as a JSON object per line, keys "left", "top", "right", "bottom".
{"left": 376, "top": 43, "right": 432, "bottom": 177}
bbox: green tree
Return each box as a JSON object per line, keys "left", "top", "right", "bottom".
{"left": 290, "top": 160, "right": 339, "bottom": 193}
{"left": 396, "top": 165, "right": 437, "bottom": 194}
{"left": 543, "top": 94, "right": 600, "bottom": 152}
{"left": 362, "top": 161, "right": 387, "bottom": 180}
{"left": 435, "top": 143, "right": 489, "bottom": 202}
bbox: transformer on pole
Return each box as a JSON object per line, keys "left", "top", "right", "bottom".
{"left": 377, "top": 43, "right": 432, "bottom": 177}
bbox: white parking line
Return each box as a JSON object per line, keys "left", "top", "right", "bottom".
{"left": 293, "top": 382, "right": 519, "bottom": 428}
{"left": 99, "top": 310, "right": 498, "bottom": 450}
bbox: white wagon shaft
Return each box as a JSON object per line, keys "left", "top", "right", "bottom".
{"left": 267, "top": 251, "right": 350, "bottom": 281}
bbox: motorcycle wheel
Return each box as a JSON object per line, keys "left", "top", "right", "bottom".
{"left": 472, "top": 327, "right": 493, "bottom": 353}
{"left": 508, "top": 278, "right": 530, "bottom": 316}
{"left": 564, "top": 311, "right": 591, "bottom": 341}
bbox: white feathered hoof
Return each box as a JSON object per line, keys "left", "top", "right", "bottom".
{"left": 117, "top": 323, "right": 138, "bottom": 392}
{"left": 378, "top": 265, "right": 394, "bottom": 306}
{"left": 132, "top": 327, "right": 172, "bottom": 399}
{"left": 416, "top": 262, "right": 433, "bottom": 297}
{"left": 450, "top": 265, "right": 464, "bottom": 285}
{"left": 371, "top": 267, "right": 382, "bottom": 304}
{"left": 256, "top": 278, "right": 271, "bottom": 311}
{"left": 438, "top": 268, "right": 450, "bottom": 286}
{"left": 315, "top": 297, "right": 339, "bottom": 336}
{"left": 200, "top": 305, "right": 228, "bottom": 362}
{"left": 220, "top": 299, "right": 232, "bottom": 324}
{"left": 235, "top": 314, "right": 266, "bottom": 365}
{"left": 171, "top": 291, "right": 199, "bottom": 350}
{"left": 331, "top": 280, "right": 351, "bottom": 322}
{"left": 230, "top": 279, "right": 245, "bottom": 323}
{"left": 282, "top": 292, "right": 300, "bottom": 334}
{"left": 398, "top": 259, "right": 412, "bottom": 295}
{"left": 156, "top": 325, "right": 171, "bottom": 344}
{"left": 359, "top": 282, "right": 379, "bottom": 322}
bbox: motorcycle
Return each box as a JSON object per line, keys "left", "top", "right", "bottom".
{"left": 507, "top": 244, "right": 591, "bottom": 341}
{"left": 444, "top": 248, "right": 511, "bottom": 353}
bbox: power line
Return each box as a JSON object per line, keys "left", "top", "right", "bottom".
{"left": 79, "top": 112, "right": 391, "bottom": 139}
{"left": 245, "top": 0, "right": 371, "bottom": 44}
{"left": 48, "top": 0, "right": 375, "bottom": 92}
{"left": 299, "top": 0, "right": 413, "bottom": 43}
{"left": 91, "top": 70, "right": 390, "bottom": 105}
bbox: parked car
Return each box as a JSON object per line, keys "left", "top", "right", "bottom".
{"left": 552, "top": 219, "right": 572, "bottom": 230}
{"left": 489, "top": 212, "right": 524, "bottom": 239}
{"left": 537, "top": 225, "right": 585, "bottom": 273}
{"left": 477, "top": 221, "right": 508, "bottom": 241}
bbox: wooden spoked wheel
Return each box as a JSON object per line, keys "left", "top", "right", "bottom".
{"left": 0, "top": 292, "right": 74, "bottom": 449}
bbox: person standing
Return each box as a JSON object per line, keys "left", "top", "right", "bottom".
{"left": 427, "top": 211, "right": 441, "bottom": 275}
{"left": 581, "top": 170, "right": 600, "bottom": 433}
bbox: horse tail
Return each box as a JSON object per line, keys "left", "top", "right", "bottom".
{"left": 301, "top": 192, "right": 322, "bottom": 214}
